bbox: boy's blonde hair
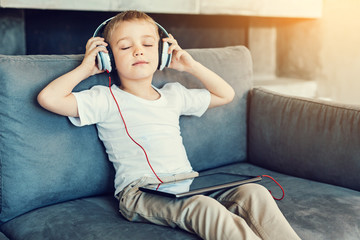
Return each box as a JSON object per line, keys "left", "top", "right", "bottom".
{"left": 103, "top": 10, "right": 158, "bottom": 43}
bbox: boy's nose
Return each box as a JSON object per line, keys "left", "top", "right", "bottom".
{"left": 133, "top": 47, "right": 144, "bottom": 57}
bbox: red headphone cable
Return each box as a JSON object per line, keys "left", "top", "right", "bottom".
{"left": 106, "top": 71, "right": 163, "bottom": 183}
{"left": 260, "top": 175, "right": 285, "bottom": 201}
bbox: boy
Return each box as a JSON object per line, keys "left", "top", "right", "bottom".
{"left": 38, "top": 10, "right": 300, "bottom": 240}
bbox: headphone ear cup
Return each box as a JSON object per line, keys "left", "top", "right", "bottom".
{"left": 108, "top": 46, "right": 115, "bottom": 71}
{"left": 93, "top": 17, "right": 115, "bottom": 72}
{"left": 96, "top": 52, "right": 103, "bottom": 71}
{"left": 158, "top": 40, "right": 171, "bottom": 71}
{"left": 156, "top": 22, "right": 172, "bottom": 71}
{"left": 158, "top": 38, "right": 164, "bottom": 70}
{"left": 164, "top": 43, "right": 172, "bottom": 67}
{"left": 97, "top": 46, "right": 114, "bottom": 72}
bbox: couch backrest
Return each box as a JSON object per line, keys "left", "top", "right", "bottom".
{"left": 248, "top": 88, "right": 360, "bottom": 192}
{"left": 0, "top": 46, "right": 253, "bottom": 222}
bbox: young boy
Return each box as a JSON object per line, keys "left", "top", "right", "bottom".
{"left": 38, "top": 10, "right": 300, "bottom": 240}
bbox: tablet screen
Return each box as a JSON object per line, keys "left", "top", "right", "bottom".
{"left": 139, "top": 173, "right": 262, "bottom": 198}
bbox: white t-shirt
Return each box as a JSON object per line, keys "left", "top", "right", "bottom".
{"left": 69, "top": 82, "right": 210, "bottom": 195}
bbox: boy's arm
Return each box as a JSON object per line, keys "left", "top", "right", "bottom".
{"left": 184, "top": 61, "right": 235, "bottom": 109}
{"left": 164, "top": 35, "right": 235, "bottom": 109}
{"left": 37, "top": 37, "right": 108, "bottom": 117}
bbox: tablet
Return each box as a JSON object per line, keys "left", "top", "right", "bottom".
{"left": 139, "top": 172, "right": 262, "bottom": 198}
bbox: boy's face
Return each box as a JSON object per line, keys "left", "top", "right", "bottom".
{"left": 109, "top": 20, "right": 160, "bottom": 83}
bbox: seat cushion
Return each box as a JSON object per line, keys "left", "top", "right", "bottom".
{"left": 202, "top": 163, "right": 360, "bottom": 240}
{"left": 0, "top": 195, "right": 199, "bottom": 240}
{"left": 2, "top": 163, "right": 359, "bottom": 240}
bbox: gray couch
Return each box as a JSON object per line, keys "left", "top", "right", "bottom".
{"left": 0, "top": 46, "right": 359, "bottom": 240}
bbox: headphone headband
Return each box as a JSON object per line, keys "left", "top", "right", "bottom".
{"left": 93, "top": 17, "right": 114, "bottom": 38}
{"left": 93, "top": 17, "right": 170, "bottom": 39}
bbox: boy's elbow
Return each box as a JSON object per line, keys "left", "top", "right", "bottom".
{"left": 209, "top": 89, "right": 235, "bottom": 109}
{"left": 37, "top": 91, "right": 49, "bottom": 108}
{"left": 229, "top": 88, "right": 235, "bottom": 103}
{"left": 37, "top": 90, "right": 47, "bottom": 108}
{"left": 37, "top": 90, "right": 78, "bottom": 117}
{"left": 37, "top": 90, "right": 55, "bottom": 111}
{"left": 224, "top": 88, "right": 235, "bottom": 105}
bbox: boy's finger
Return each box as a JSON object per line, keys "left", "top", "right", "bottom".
{"left": 86, "top": 37, "right": 108, "bottom": 50}
{"left": 89, "top": 45, "right": 108, "bottom": 57}
{"left": 96, "top": 45, "right": 109, "bottom": 53}
{"left": 167, "top": 42, "right": 181, "bottom": 54}
{"left": 84, "top": 45, "right": 108, "bottom": 61}
{"left": 86, "top": 37, "right": 103, "bottom": 47}
{"left": 163, "top": 37, "right": 178, "bottom": 45}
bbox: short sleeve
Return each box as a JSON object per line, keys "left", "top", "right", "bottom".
{"left": 173, "top": 83, "right": 211, "bottom": 117}
{"left": 68, "top": 85, "right": 111, "bottom": 127}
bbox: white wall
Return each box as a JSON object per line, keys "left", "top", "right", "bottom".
{"left": 317, "top": 0, "right": 360, "bottom": 104}
{"left": 0, "top": 0, "right": 322, "bottom": 17}
{"left": 275, "top": 0, "right": 360, "bottom": 105}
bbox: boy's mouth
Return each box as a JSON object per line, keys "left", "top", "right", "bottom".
{"left": 132, "top": 60, "right": 149, "bottom": 66}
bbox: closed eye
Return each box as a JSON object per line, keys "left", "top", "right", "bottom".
{"left": 121, "top": 46, "right": 131, "bottom": 50}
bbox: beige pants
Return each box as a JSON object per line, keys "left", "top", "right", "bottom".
{"left": 117, "top": 174, "right": 301, "bottom": 240}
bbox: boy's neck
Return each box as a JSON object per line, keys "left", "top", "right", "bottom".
{"left": 119, "top": 80, "right": 160, "bottom": 101}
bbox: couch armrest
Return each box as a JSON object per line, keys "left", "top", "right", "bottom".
{"left": 247, "top": 87, "right": 360, "bottom": 191}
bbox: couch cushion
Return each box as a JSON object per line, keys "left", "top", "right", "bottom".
{"left": 0, "top": 232, "right": 8, "bottom": 240}
{"left": 2, "top": 163, "right": 359, "bottom": 240}
{"left": 248, "top": 88, "right": 360, "bottom": 191}
{"left": 0, "top": 46, "right": 253, "bottom": 222}
{"left": 0, "top": 55, "right": 115, "bottom": 223}
{"left": 201, "top": 163, "right": 360, "bottom": 240}
{"left": 0, "top": 195, "right": 199, "bottom": 240}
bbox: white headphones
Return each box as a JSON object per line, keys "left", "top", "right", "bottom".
{"left": 93, "top": 16, "right": 172, "bottom": 72}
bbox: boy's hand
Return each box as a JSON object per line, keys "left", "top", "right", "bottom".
{"left": 80, "top": 37, "right": 109, "bottom": 77}
{"left": 163, "top": 34, "right": 196, "bottom": 73}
